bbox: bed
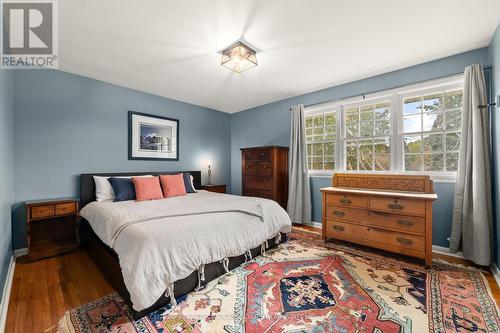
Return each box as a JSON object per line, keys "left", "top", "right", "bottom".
{"left": 79, "top": 171, "right": 291, "bottom": 319}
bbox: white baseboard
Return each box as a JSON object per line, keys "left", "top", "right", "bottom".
{"left": 432, "top": 245, "right": 465, "bottom": 259}
{"left": 490, "top": 264, "right": 500, "bottom": 288}
{"left": 0, "top": 255, "right": 15, "bottom": 333}
{"left": 309, "top": 221, "right": 322, "bottom": 228}
{"left": 294, "top": 221, "right": 322, "bottom": 229}
{"left": 12, "top": 248, "right": 27, "bottom": 258}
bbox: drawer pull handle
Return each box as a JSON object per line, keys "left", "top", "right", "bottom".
{"left": 388, "top": 203, "right": 404, "bottom": 210}
{"left": 332, "top": 225, "right": 345, "bottom": 232}
{"left": 340, "top": 198, "right": 352, "bottom": 205}
{"left": 396, "top": 220, "right": 414, "bottom": 227}
{"left": 396, "top": 237, "right": 414, "bottom": 247}
{"left": 333, "top": 211, "right": 345, "bottom": 217}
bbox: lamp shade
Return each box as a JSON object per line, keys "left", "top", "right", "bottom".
{"left": 221, "top": 41, "right": 257, "bottom": 73}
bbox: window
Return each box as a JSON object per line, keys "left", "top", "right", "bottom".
{"left": 305, "top": 75, "right": 463, "bottom": 180}
{"left": 343, "top": 101, "right": 391, "bottom": 171}
{"left": 402, "top": 90, "right": 463, "bottom": 172}
{"left": 305, "top": 110, "right": 336, "bottom": 171}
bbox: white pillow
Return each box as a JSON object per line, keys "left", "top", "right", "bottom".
{"left": 190, "top": 175, "right": 196, "bottom": 191}
{"left": 93, "top": 176, "right": 115, "bottom": 202}
{"left": 93, "top": 175, "right": 152, "bottom": 202}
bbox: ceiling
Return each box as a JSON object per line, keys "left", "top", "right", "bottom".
{"left": 60, "top": 0, "right": 500, "bottom": 113}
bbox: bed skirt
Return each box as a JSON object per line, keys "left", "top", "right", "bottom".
{"left": 79, "top": 218, "right": 287, "bottom": 319}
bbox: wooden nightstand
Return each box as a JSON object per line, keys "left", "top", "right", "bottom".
{"left": 201, "top": 184, "right": 227, "bottom": 194}
{"left": 19, "top": 198, "right": 80, "bottom": 262}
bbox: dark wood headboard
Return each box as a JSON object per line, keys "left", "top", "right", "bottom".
{"left": 80, "top": 171, "right": 202, "bottom": 208}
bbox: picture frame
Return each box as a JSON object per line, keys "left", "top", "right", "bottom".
{"left": 128, "top": 111, "right": 179, "bottom": 161}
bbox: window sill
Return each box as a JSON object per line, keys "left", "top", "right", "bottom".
{"left": 308, "top": 171, "right": 456, "bottom": 183}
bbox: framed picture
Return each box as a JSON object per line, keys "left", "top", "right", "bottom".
{"left": 128, "top": 111, "right": 179, "bottom": 160}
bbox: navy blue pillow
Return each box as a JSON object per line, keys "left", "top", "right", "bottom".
{"left": 183, "top": 173, "right": 196, "bottom": 193}
{"left": 108, "top": 177, "right": 136, "bottom": 201}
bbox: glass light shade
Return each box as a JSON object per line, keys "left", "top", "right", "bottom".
{"left": 221, "top": 41, "right": 257, "bottom": 73}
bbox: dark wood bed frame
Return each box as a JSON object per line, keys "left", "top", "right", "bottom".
{"left": 79, "top": 171, "right": 286, "bottom": 319}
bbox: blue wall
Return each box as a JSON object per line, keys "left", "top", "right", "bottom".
{"left": 490, "top": 23, "right": 500, "bottom": 265}
{"left": 7, "top": 46, "right": 496, "bottom": 251}
{"left": 12, "top": 70, "right": 231, "bottom": 249}
{"left": 0, "top": 70, "right": 14, "bottom": 300}
{"left": 230, "top": 47, "right": 490, "bottom": 247}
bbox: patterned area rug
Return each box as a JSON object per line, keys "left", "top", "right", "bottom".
{"left": 57, "top": 230, "right": 500, "bottom": 332}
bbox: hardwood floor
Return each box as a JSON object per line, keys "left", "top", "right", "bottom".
{"left": 5, "top": 250, "right": 114, "bottom": 333}
{"left": 4, "top": 227, "right": 500, "bottom": 332}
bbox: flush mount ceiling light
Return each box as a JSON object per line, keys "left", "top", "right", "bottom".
{"left": 220, "top": 41, "right": 257, "bottom": 73}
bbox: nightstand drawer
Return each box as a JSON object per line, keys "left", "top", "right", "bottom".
{"left": 31, "top": 205, "right": 54, "bottom": 219}
{"left": 55, "top": 202, "right": 76, "bottom": 216}
{"left": 202, "top": 185, "right": 227, "bottom": 193}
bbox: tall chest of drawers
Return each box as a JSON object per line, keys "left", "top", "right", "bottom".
{"left": 321, "top": 174, "right": 437, "bottom": 266}
{"left": 241, "top": 146, "right": 289, "bottom": 208}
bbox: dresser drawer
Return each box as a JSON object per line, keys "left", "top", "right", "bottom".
{"left": 243, "top": 161, "right": 272, "bottom": 176}
{"left": 243, "top": 189, "right": 272, "bottom": 200}
{"left": 244, "top": 176, "right": 272, "bottom": 190}
{"left": 55, "top": 202, "right": 77, "bottom": 216}
{"left": 366, "top": 210, "right": 425, "bottom": 234}
{"left": 256, "top": 149, "right": 271, "bottom": 161}
{"left": 243, "top": 150, "right": 258, "bottom": 160}
{"left": 325, "top": 193, "right": 368, "bottom": 209}
{"left": 257, "top": 162, "right": 272, "bottom": 176}
{"left": 326, "top": 220, "right": 425, "bottom": 253}
{"left": 243, "top": 161, "right": 259, "bottom": 175}
{"left": 31, "top": 205, "right": 54, "bottom": 219}
{"left": 326, "top": 206, "right": 425, "bottom": 235}
{"left": 369, "top": 197, "right": 425, "bottom": 216}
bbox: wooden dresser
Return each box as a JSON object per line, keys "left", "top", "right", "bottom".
{"left": 241, "top": 146, "right": 288, "bottom": 208}
{"left": 321, "top": 174, "right": 437, "bottom": 266}
{"left": 20, "top": 198, "right": 79, "bottom": 262}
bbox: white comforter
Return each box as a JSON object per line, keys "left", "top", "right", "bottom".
{"left": 80, "top": 190, "right": 292, "bottom": 311}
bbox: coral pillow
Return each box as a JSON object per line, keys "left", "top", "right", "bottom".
{"left": 132, "top": 176, "right": 164, "bottom": 201}
{"left": 160, "top": 174, "right": 187, "bottom": 198}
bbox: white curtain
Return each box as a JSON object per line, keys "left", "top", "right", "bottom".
{"left": 450, "top": 64, "right": 493, "bottom": 266}
{"left": 287, "top": 104, "right": 312, "bottom": 224}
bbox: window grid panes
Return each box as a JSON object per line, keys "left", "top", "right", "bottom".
{"left": 402, "top": 90, "right": 463, "bottom": 172}
{"left": 344, "top": 101, "right": 391, "bottom": 171}
{"left": 305, "top": 111, "right": 336, "bottom": 171}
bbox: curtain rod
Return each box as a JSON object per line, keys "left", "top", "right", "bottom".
{"left": 300, "top": 65, "right": 492, "bottom": 109}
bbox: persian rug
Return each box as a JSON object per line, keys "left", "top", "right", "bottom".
{"left": 57, "top": 230, "right": 500, "bottom": 333}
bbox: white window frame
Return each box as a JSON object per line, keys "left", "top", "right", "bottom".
{"left": 305, "top": 106, "right": 339, "bottom": 172}
{"left": 305, "top": 74, "right": 463, "bottom": 182}
{"left": 340, "top": 96, "right": 393, "bottom": 172}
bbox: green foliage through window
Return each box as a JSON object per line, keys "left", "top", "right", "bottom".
{"left": 402, "top": 90, "right": 462, "bottom": 172}
{"left": 306, "top": 111, "right": 336, "bottom": 171}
